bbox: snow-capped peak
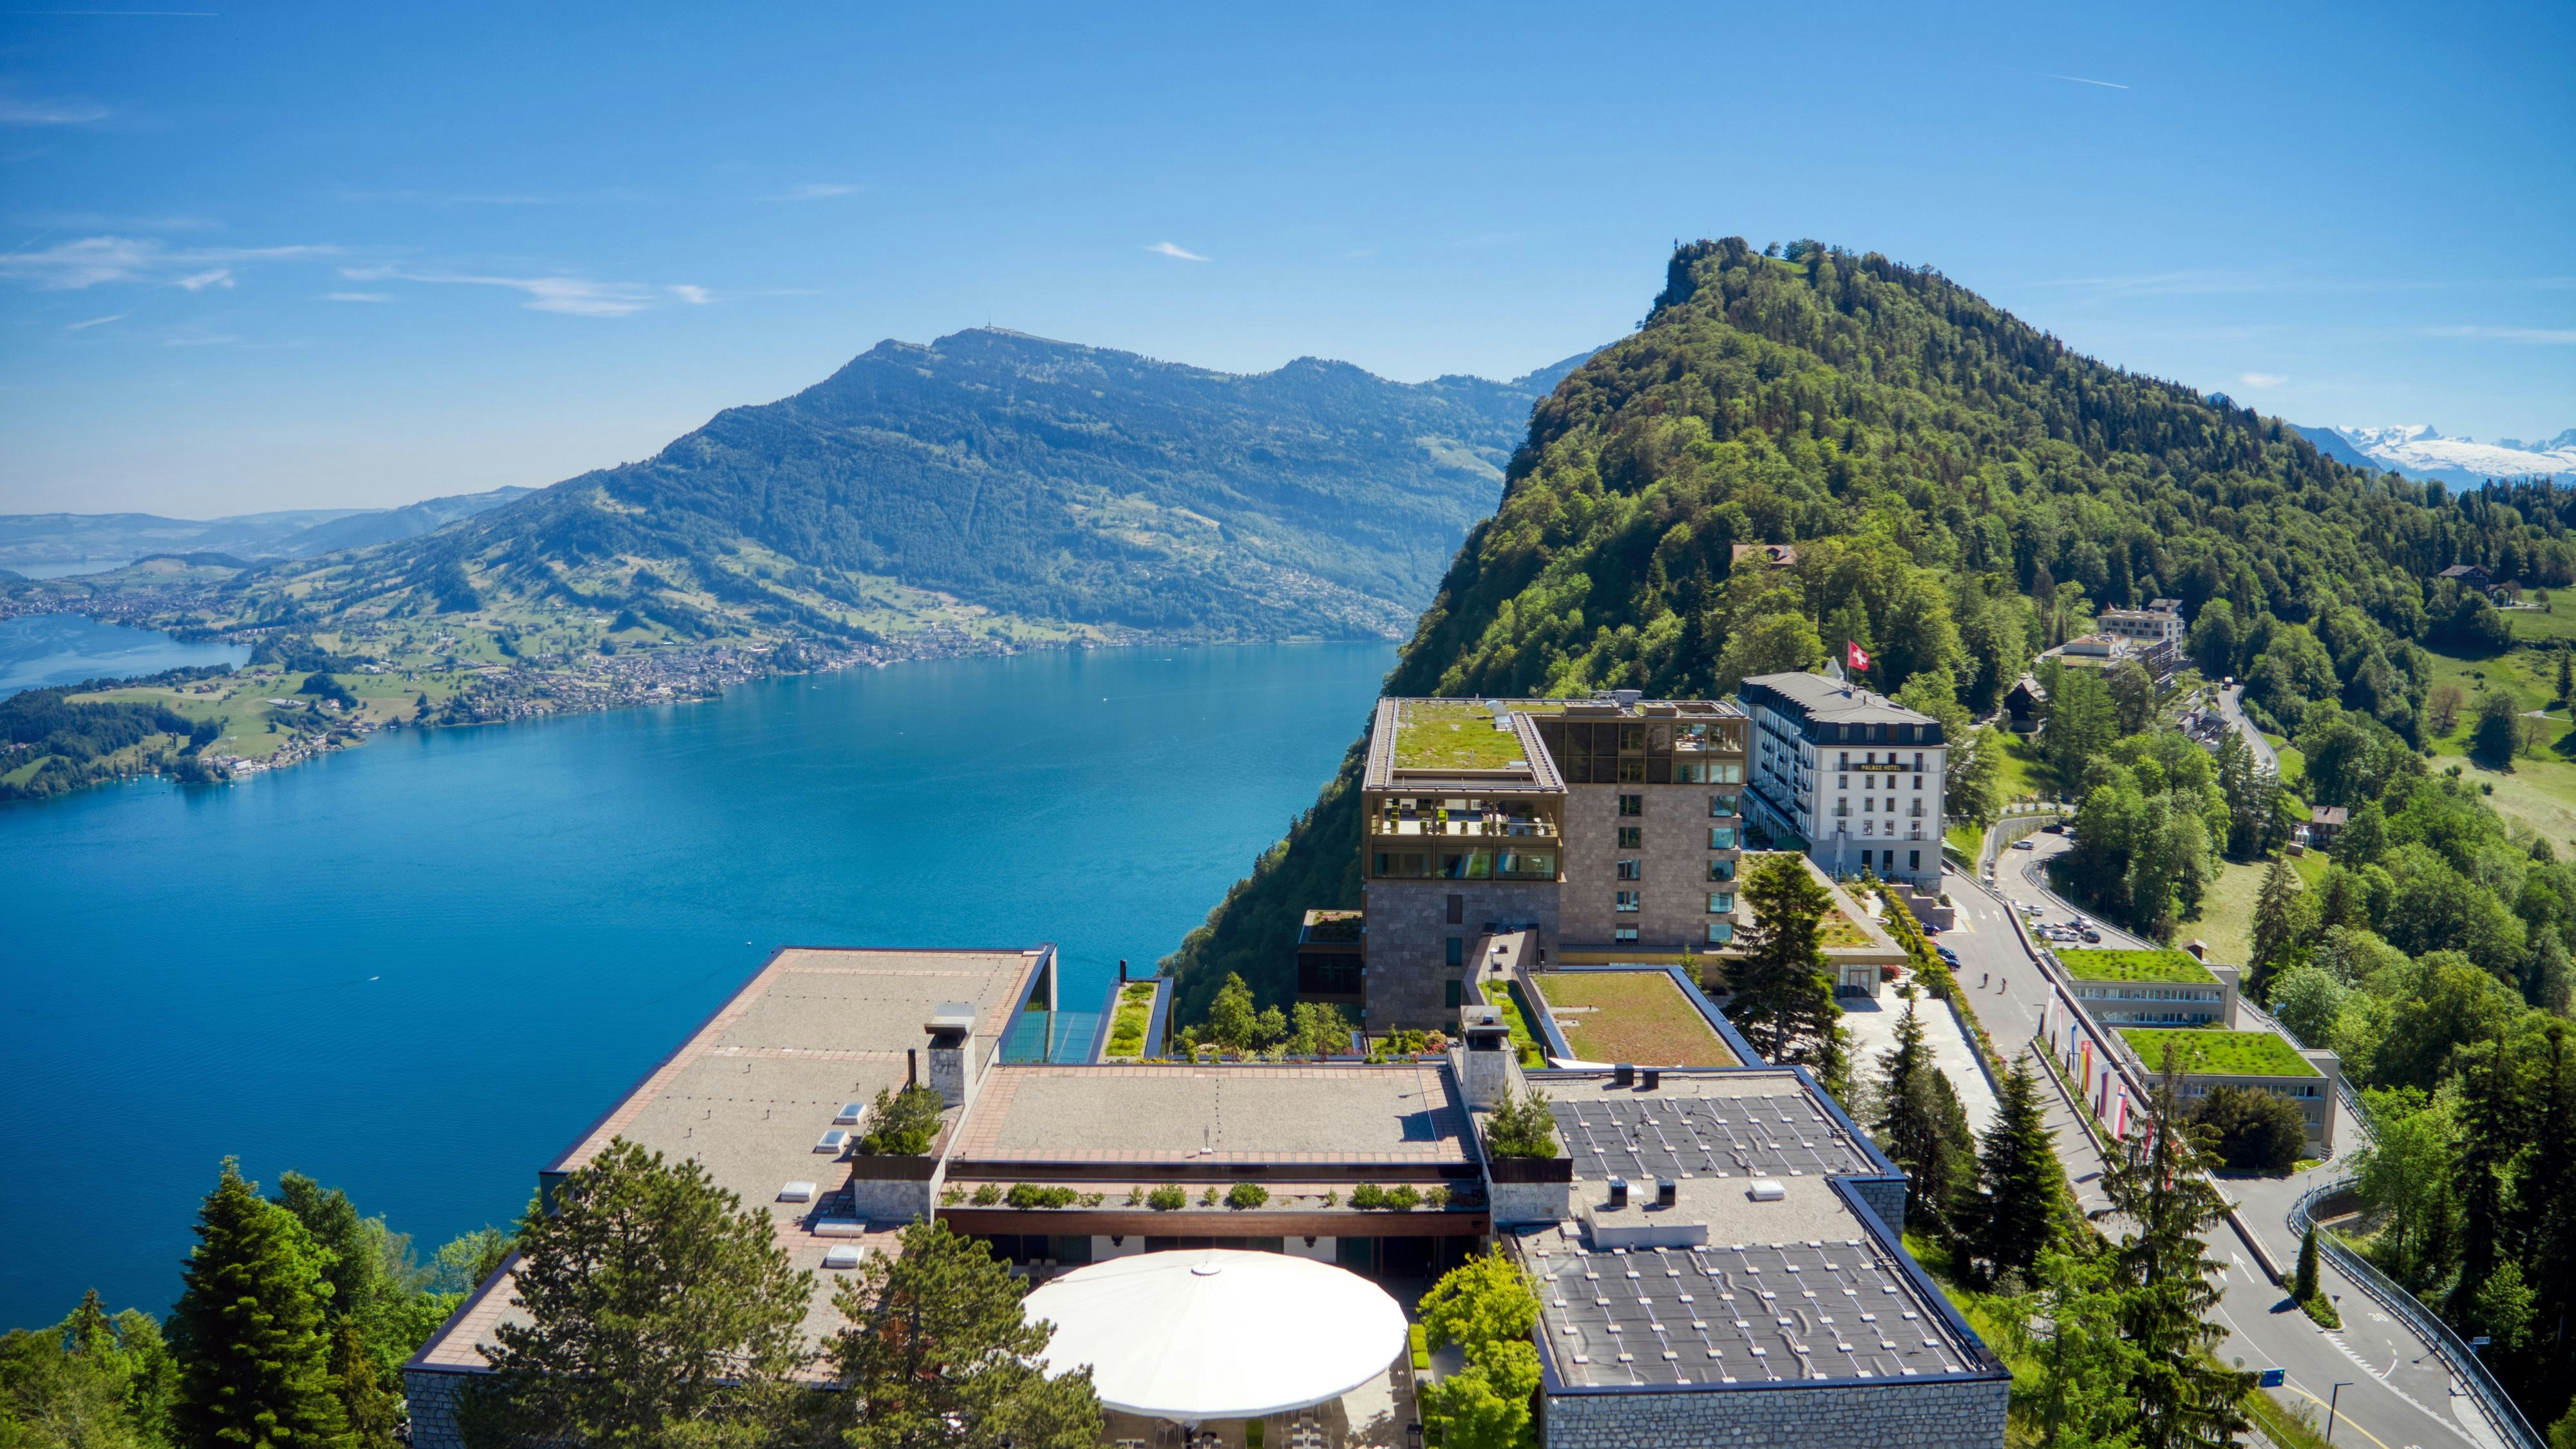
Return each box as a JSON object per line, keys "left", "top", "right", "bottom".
{"left": 2326, "top": 424, "right": 2576, "bottom": 484}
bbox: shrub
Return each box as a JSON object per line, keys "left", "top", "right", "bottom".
{"left": 1004, "top": 1183, "right": 1077, "bottom": 1209}
{"left": 1225, "top": 1182, "right": 1269, "bottom": 1209}
{"left": 1199, "top": 1186, "right": 1222, "bottom": 1207}
{"left": 1352, "top": 1183, "right": 1421, "bottom": 1211}
{"left": 1408, "top": 1323, "right": 1429, "bottom": 1370}
{"left": 1146, "top": 1184, "right": 1186, "bottom": 1211}
{"left": 2192, "top": 1084, "right": 2309, "bottom": 1173}
{"left": 1483, "top": 1088, "right": 1558, "bottom": 1159}
{"left": 855, "top": 1084, "right": 945, "bottom": 1155}
{"left": 970, "top": 1182, "right": 1002, "bottom": 1206}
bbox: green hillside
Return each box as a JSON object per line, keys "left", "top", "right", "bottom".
{"left": 1164, "top": 236, "right": 2576, "bottom": 1017}
{"left": 19, "top": 329, "right": 1581, "bottom": 650}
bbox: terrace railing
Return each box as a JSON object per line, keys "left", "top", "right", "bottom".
{"left": 2288, "top": 1180, "right": 2541, "bottom": 1449}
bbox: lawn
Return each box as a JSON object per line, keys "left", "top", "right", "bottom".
{"left": 2118, "top": 1027, "right": 2316, "bottom": 1077}
{"left": 1991, "top": 727, "right": 2052, "bottom": 803}
{"left": 1533, "top": 971, "right": 1737, "bottom": 1067}
{"left": 1103, "top": 981, "right": 1157, "bottom": 1060}
{"left": 2057, "top": 948, "right": 2217, "bottom": 984}
{"left": 1392, "top": 699, "right": 1527, "bottom": 772}
{"left": 1497, "top": 981, "right": 1548, "bottom": 1067}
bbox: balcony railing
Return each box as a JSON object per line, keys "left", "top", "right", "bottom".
{"left": 1370, "top": 815, "right": 1558, "bottom": 839}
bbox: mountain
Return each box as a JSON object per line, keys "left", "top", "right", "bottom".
{"left": 109, "top": 328, "right": 1570, "bottom": 647}
{"left": 0, "top": 488, "right": 532, "bottom": 576}
{"left": 1164, "top": 237, "right": 2575, "bottom": 1016}
{"left": 2296, "top": 423, "right": 2576, "bottom": 489}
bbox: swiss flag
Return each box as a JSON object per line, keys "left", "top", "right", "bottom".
{"left": 1847, "top": 641, "right": 1871, "bottom": 672}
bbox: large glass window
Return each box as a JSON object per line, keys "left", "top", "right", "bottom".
{"left": 1617, "top": 759, "right": 1646, "bottom": 783}
{"left": 1708, "top": 826, "right": 1737, "bottom": 849}
{"left": 1615, "top": 927, "right": 1640, "bottom": 943}
{"left": 1616, "top": 859, "right": 1642, "bottom": 881}
{"left": 1708, "top": 892, "right": 1734, "bottom": 913}
{"left": 1708, "top": 858, "right": 1736, "bottom": 882}
{"left": 1709, "top": 794, "right": 1737, "bottom": 817}
{"left": 1494, "top": 851, "right": 1556, "bottom": 880}
{"left": 1444, "top": 937, "right": 1464, "bottom": 967}
{"left": 1705, "top": 922, "right": 1735, "bottom": 945}
{"left": 1615, "top": 891, "right": 1641, "bottom": 913}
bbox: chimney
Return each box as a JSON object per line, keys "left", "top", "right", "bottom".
{"left": 1642, "top": 1068, "right": 1662, "bottom": 1090}
{"left": 1458, "top": 1004, "right": 1511, "bottom": 1110}
{"left": 1613, "top": 1063, "right": 1634, "bottom": 1087}
{"left": 1118, "top": 958, "right": 1128, "bottom": 982}
{"left": 1656, "top": 1177, "right": 1677, "bottom": 1208}
{"left": 1607, "top": 1177, "right": 1629, "bottom": 1210}
{"left": 924, "top": 1001, "right": 979, "bottom": 1110}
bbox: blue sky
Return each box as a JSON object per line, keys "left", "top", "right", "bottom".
{"left": 3, "top": 0, "right": 2570, "bottom": 516}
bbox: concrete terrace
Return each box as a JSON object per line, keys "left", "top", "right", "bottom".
{"left": 949, "top": 1063, "right": 1472, "bottom": 1170}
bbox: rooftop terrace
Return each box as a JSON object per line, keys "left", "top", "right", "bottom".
{"left": 2118, "top": 1027, "right": 2317, "bottom": 1077}
{"left": 1390, "top": 699, "right": 1529, "bottom": 772}
{"left": 2060, "top": 948, "right": 2217, "bottom": 985}
{"left": 949, "top": 1063, "right": 1473, "bottom": 1171}
{"left": 1533, "top": 971, "right": 1738, "bottom": 1068}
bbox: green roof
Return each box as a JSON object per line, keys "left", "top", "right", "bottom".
{"left": 2119, "top": 1028, "right": 2318, "bottom": 1078}
{"left": 1392, "top": 700, "right": 1529, "bottom": 772}
{"left": 2060, "top": 949, "right": 2217, "bottom": 985}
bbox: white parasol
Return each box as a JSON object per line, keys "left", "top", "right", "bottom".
{"left": 1023, "top": 1249, "right": 1408, "bottom": 1421}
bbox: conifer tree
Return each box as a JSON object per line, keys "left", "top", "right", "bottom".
{"left": 327, "top": 1322, "right": 399, "bottom": 1449}
{"left": 2557, "top": 650, "right": 2572, "bottom": 706}
{"left": 2249, "top": 855, "right": 2304, "bottom": 992}
{"left": 1871, "top": 998, "right": 1972, "bottom": 1242}
{"left": 1970, "top": 1058, "right": 2058, "bottom": 1286}
{"left": 2294, "top": 1226, "right": 2320, "bottom": 1305}
{"left": 2454, "top": 1032, "right": 2530, "bottom": 1311}
{"left": 2025, "top": 1250, "right": 2143, "bottom": 1449}
{"left": 169, "top": 1160, "right": 350, "bottom": 1449}
{"left": 1729, "top": 853, "right": 1849, "bottom": 1092}
{"left": 2103, "top": 1050, "right": 2253, "bottom": 1448}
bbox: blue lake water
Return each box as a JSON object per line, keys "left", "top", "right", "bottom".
{"left": 0, "top": 612, "right": 249, "bottom": 696}
{"left": 0, "top": 635, "right": 1390, "bottom": 1327}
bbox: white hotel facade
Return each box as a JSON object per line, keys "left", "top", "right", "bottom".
{"left": 1733, "top": 669, "right": 1948, "bottom": 892}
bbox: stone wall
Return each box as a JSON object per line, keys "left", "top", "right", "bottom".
{"left": 1559, "top": 782, "right": 1738, "bottom": 951}
{"left": 1362, "top": 881, "right": 1558, "bottom": 1028}
{"left": 848, "top": 1170, "right": 938, "bottom": 1222}
{"left": 1846, "top": 1175, "right": 1907, "bottom": 1239}
{"left": 402, "top": 1368, "right": 473, "bottom": 1449}
{"left": 1488, "top": 1178, "right": 1573, "bottom": 1224}
{"left": 1542, "top": 1373, "right": 2007, "bottom": 1448}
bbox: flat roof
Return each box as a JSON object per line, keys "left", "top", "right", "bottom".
{"left": 948, "top": 1063, "right": 1473, "bottom": 1168}
{"left": 1366, "top": 699, "right": 1567, "bottom": 793}
{"left": 1734, "top": 672, "right": 1938, "bottom": 730}
{"left": 2059, "top": 948, "right": 2218, "bottom": 985}
{"left": 2119, "top": 1027, "right": 2318, "bottom": 1078}
{"left": 1511, "top": 1066, "right": 1993, "bottom": 1390}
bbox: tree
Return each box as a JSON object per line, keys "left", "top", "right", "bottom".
{"left": 2429, "top": 681, "right": 2468, "bottom": 737}
{"left": 2189, "top": 1085, "right": 2307, "bottom": 1174}
{"left": 2101, "top": 1051, "right": 2253, "bottom": 1449}
{"left": 2187, "top": 598, "right": 2240, "bottom": 680}
{"left": 2294, "top": 1226, "right": 2320, "bottom": 1305}
{"left": 2333, "top": 799, "right": 2387, "bottom": 867}
{"left": 2557, "top": 650, "right": 2572, "bottom": 705}
{"left": 855, "top": 1084, "right": 945, "bottom": 1155}
{"left": 1712, "top": 611, "right": 1823, "bottom": 695}
{"left": 2266, "top": 964, "right": 2350, "bottom": 1050}
{"left": 169, "top": 1160, "right": 350, "bottom": 1449}
{"left": 828, "top": 1219, "right": 1101, "bottom": 1449}
{"left": 1726, "top": 853, "right": 1848, "bottom": 1091}
{"left": 2249, "top": 856, "right": 2304, "bottom": 986}
{"left": 2106, "top": 659, "right": 2155, "bottom": 737}
{"left": 1288, "top": 1000, "right": 1351, "bottom": 1056}
{"left": 1871, "top": 999, "right": 1973, "bottom": 1242}
{"left": 2353, "top": 1088, "right": 2461, "bottom": 1292}
{"left": 460, "top": 1139, "right": 817, "bottom": 1449}
{"left": 2473, "top": 690, "right": 2520, "bottom": 767}
{"left": 1206, "top": 972, "right": 1260, "bottom": 1050}
{"left": 2021, "top": 1250, "right": 2143, "bottom": 1449}
{"left": 1416, "top": 1251, "right": 1544, "bottom": 1449}
{"left": 325, "top": 1323, "right": 399, "bottom": 1449}
{"left": 2043, "top": 666, "right": 2117, "bottom": 790}
{"left": 0, "top": 1291, "right": 179, "bottom": 1449}
{"left": 1482, "top": 1088, "right": 1558, "bottom": 1159}
{"left": 1968, "top": 1059, "right": 2058, "bottom": 1286}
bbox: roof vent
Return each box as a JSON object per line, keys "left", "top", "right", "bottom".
{"left": 778, "top": 1180, "right": 817, "bottom": 1203}
{"left": 1611, "top": 689, "right": 1643, "bottom": 707}
{"left": 1607, "top": 1177, "right": 1630, "bottom": 1210}
{"left": 1656, "top": 1177, "right": 1678, "bottom": 1208}
{"left": 1613, "top": 1063, "right": 1634, "bottom": 1086}
{"left": 821, "top": 1245, "right": 864, "bottom": 1271}
{"left": 1641, "top": 1068, "right": 1662, "bottom": 1090}
{"left": 1747, "top": 1179, "right": 1786, "bottom": 1202}
{"left": 926, "top": 1001, "right": 977, "bottom": 1034}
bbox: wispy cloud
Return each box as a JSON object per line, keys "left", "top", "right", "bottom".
{"left": 768, "top": 183, "right": 854, "bottom": 202}
{"left": 0, "top": 234, "right": 330, "bottom": 289}
{"left": 0, "top": 95, "right": 110, "bottom": 126}
{"left": 341, "top": 264, "right": 668, "bottom": 317}
{"left": 667, "top": 284, "right": 712, "bottom": 305}
{"left": 1147, "top": 241, "right": 1210, "bottom": 262}
{"left": 326, "top": 291, "right": 389, "bottom": 303}
{"left": 2425, "top": 325, "right": 2576, "bottom": 345}
{"left": 2239, "top": 372, "right": 2288, "bottom": 387}
{"left": 162, "top": 333, "right": 238, "bottom": 346}
{"left": 62, "top": 312, "right": 124, "bottom": 331}
{"left": 2040, "top": 73, "right": 2128, "bottom": 90}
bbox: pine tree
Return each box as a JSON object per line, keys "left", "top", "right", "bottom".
{"left": 1871, "top": 999, "right": 1973, "bottom": 1243}
{"left": 2026, "top": 1250, "right": 2144, "bottom": 1449}
{"left": 2249, "top": 855, "right": 2303, "bottom": 993}
{"left": 1971, "top": 1058, "right": 2059, "bottom": 1286}
{"left": 2294, "top": 1226, "right": 2320, "bottom": 1305}
{"left": 1728, "top": 853, "right": 1848, "bottom": 1090}
{"left": 327, "top": 1321, "right": 399, "bottom": 1449}
{"left": 2103, "top": 1050, "right": 2253, "bottom": 1449}
{"left": 2453, "top": 1032, "right": 2530, "bottom": 1312}
{"left": 460, "top": 1138, "right": 817, "bottom": 1448}
{"left": 169, "top": 1160, "right": 350, "bottom": 1449}
{"left": 829, "top": 1218, "right": 1102, "bottom": 1449}
{"left": 2559, "top": 649, "right": 2573, "bottom": 706}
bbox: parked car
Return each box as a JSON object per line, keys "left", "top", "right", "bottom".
{"left": 1935, "top": 947, "right": 1960, "bottom": 965}
{"left": 1920, "top": 923, "right": 1943, "bottom": 935}
{"left": 2041, "top": 822, "right": 2065, "bottom": 834}
{"left": 2081, "top": 929, "right": 2103, "bottom": 943}
{"left": 2012, "top": 838, "right": 2036, "bottom": 851}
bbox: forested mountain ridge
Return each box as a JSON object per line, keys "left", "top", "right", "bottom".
{"left": 43, "top": 328, "right": 1577, "bottom": 649}
{"left": 1164, "top": 236, "right": 2576, "bottom": 1018}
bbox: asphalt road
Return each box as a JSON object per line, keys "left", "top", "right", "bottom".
{"left": 2216, "top": 683, "right": 2282, "bottom": 776}
{"left": 1933, "top": 838, "right": 2505, "bottom": 1448}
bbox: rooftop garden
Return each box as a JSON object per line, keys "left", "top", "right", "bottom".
{"left": 1392, "top": 699, "right": 1528, "bottom": 772}
{"left": 1102, "top": 981, "right": 1157, "bottom": 1061}
{"left": 2061, "top": 948, "right": 2217, "bottom": 985}
{"left": 2119, "top": 1028, "right": 2318, "bottom": 1078}
{"left": 1534, "top": 970, "right": 1737, "bottom": 1067}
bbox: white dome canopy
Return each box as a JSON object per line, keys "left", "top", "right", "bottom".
{"left": 1023, "top": 1249, "right": 1408, "bottom": 1421}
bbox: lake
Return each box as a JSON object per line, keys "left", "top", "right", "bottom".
{"left": 0, "top": 628, "right": 1390, "bottom": 1327}
{"left": 0, "top": 612, "right": 249, "bottom": 697}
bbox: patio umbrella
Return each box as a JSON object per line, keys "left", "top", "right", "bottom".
{"left": 1023, "top": 1249, "right": 1407, "bottom": 1422}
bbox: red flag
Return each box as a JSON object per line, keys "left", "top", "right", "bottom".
{"left": 1847, "top": 641, "right": 1871, "bottom": 672}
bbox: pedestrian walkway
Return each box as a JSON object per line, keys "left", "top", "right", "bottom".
{"left": 1844, "top": 984, "right": 2000, "bottom": 1135}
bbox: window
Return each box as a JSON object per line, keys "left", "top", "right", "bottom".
{"left": 1705, "top": 922, "right": 1734, "bottom": 945}
{"left": 1616, "top": 859, "right": 1642, "bottom": 880}
{"left": 1708, "top": 826, "right": 1736, "bottom": 849}
{"left": 1615, "top": 927, "right": 1640, "bottom": 943}
{"left": 1837, "top": 752, "right": 1850, "bottom": 769}
{"left": 1909, "top": 798, "right": 1923, "bottom": 817}
{"left": 1444, "top": 893, "right": 1464, "bottom": 924}
{"left": 1617, "top": 826, "right": 1643, "bottom": 849}
{"left": 1617, "top": 793, "right": 1642, "bottom": 817}
{"left": 1617, "top": 759, "right": 1646, "bottom": 783}
{"left": 1708, "top": 859, "right": 1736, "bottom": 882}
{"left": 1708, "top": 892, "right": 1734, "bottom": 913}
{"left": 1833, "top": 799, "right": 1849, "bottom": 817}
{"left": 1914, "top": 752, "right": 1925, "bottom": 771}
{"left": 1716, "top": 762, "right": 1742, "bottom": 783}
{"left": 1615, "top": 891, "right": 1641, "bottom": 913}
{"left": 1709, "top": 794, "right": 1737, "bottom": 817}
{"left": 1444, "top": 979, "right": 1463, "bottom": 1009}
{"left": 1444, "top": 936, "right": 1464, "bottom": 967}
{"left": 1908, "top": 850, "right": 1920, "bottom": 873}
{"left": 1912, "top": 775, "right": 1922, "bottom": 789}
